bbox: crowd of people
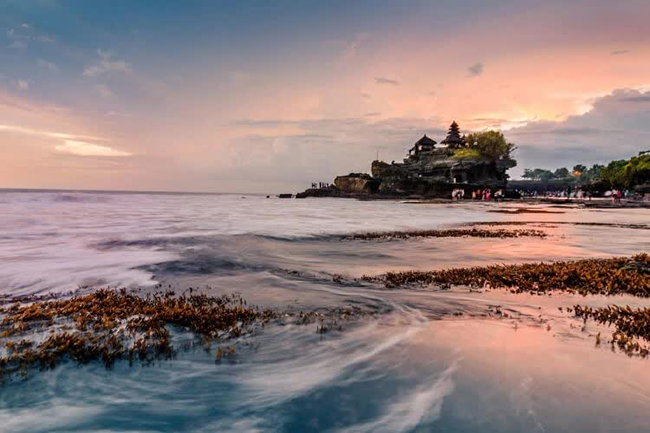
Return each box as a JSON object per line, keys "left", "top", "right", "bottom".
{"left": 515, "top": 188, "right": 592, "bottom": 199}
{"left": 607, "top": 189, "right": 632, "bottom": 204}
{"left": 451, "top": 188, "right": 504, "bottom": 201}
{"left": 515, "top": 187, "right": 640, "bottom": 202}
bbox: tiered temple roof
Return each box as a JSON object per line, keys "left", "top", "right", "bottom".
{"left": 440, "top": 121, "right": 465, "bottom": 148}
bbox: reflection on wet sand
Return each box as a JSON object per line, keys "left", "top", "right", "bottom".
{"left": 408, "top": 318, "right": 650, "bottom": 432}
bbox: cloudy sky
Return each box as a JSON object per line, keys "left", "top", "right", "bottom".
{"left": 1, "top": 0, "right": 649, "bottom": 193}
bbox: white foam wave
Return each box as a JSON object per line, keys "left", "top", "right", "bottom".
{"left": 336, "top": 360, "right": 458, "bottom": 433}
{"left": 236, "top": 310, "right": 428, "bottom": 407}
{"left": 0, "top": 400, "right": 104, "bottom": 433}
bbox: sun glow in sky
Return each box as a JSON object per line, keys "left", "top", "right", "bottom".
{"left": 1, "top": 0, "right": 649, "bottom": 193}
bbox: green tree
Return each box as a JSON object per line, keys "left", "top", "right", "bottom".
{"left": 553, "top": 167, "right": 570, "bottom": 178}
{"left": 522, "top": 168, "right": 536, "bottom": 179}
{"left": 587, "top": 164, "right": 604, "bottom": 180}
{"left": 465, "top": 131, "right": 516, "bottom": 161}
{"left": 624, "top": 153, "right": 650, "bottom": 187}
{"left": 577, "top": 164, "right": 604, "bottom": 183}
{"left": 600, "top": 160, "right": 629, "bottom": 188}
{"left": 521, "top": 168, "right": 555, "bottom": 180}
{"left": 536, "top": 169, "right": 555, "bottom": 182}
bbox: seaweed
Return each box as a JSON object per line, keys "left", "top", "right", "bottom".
{"left": 0, "top": 289, "right": 379, "bottom": 382}
{"left": 464, "top": 221, "right": 650, "bottom": 230}
{"left": 0, "top": 289, "right": 275, "bottom": 380}
{"left": 361, "top": 254, "right": 650, "bottom": 297}
{"left": 573, "top": 305, "right": 650, "bottom": 357}
{"left": 344, "top": 227, "right": 547, "bottom": 241}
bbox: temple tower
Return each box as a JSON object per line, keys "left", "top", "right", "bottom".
{"left": 441, "top": 121, "right": 465, "bottom": 149}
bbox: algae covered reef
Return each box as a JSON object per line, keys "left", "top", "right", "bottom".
{"left": 4, "top": 252, "right": 649, "bottom": 383}
{"left": 0, "top": 289, "right": 371, "bottom": 382}
{"left": 361, "top": 254, "right": 650, "bottom": 296}
{"left": 344, "top": 227, "right": 546, "bottom": 241}
{"left": 357, "top": 253, "right": 650, "bottom": 357}
{"left": 0, "top": 290, "right": 272, "bottom": 380}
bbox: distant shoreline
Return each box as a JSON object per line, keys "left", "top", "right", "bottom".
{"left": 0, "top": 188, "right": 266, "bottom": 197}
{"left": 400, "top": 196, "right": 650, "bottom": 208}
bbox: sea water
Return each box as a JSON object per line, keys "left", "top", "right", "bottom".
{"left": 1, "top": 190, "right": 649, "bottom": 432}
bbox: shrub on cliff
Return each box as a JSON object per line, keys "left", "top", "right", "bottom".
{"left": 452, "top": 148, "right": 481, "bottom": 160}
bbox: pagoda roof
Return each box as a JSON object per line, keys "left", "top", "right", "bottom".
{"left": 440, "top": 135, "right": 464, "bottom": 144}
{"left": 440, "top": 120, "right": 464, "bottom": 145}
{"left": 415, "top": 135, "right": 437, "bottom": 146}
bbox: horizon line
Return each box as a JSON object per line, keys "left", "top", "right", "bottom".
{"left": 0, "top": 187, "right": 271, "bottom": 196}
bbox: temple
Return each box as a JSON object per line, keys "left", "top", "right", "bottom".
{"left": 370, "top": 121, "right": 516, "bottom": 193}
{"left": 299, "top": 120, "right": 517, "bottom": 198}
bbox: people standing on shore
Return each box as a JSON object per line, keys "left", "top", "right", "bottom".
{"left": 614, "top": 189, "right": 623, "bottom": 204}
{"left": 451, "top": 189, "right": 465, "bottom": 201}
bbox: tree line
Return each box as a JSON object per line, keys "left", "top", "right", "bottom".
{"left": 522, "top": 151, "right": 650, "bottom": 189}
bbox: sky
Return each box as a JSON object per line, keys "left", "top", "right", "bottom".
{"left": 1, "top": 0, "right": 649, "bottom": 193}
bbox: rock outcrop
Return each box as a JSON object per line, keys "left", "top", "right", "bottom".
{"left": 334, "top": 173, "right": 380, "bottom": 194}
{"left": 371, "top": 160, "right": 390, "bottom": 177}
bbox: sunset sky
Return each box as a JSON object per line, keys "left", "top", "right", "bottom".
{"left": 1, "top": 0, "right": 649, "bottom": 193}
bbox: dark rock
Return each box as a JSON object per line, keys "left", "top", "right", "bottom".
{"left": 334, "top": 173, "right": 380, "bottom": 194}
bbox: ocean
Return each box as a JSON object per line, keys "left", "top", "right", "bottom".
{"left": 1, "top": 190, "right": 649, "bottom": 432}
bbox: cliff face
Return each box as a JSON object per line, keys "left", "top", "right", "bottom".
{"left": 399, "top": 149, "right": 515, "bottom": 184}
{"left": 371, "top": 160, "right": 390, "bottom": 177}
{"left": 362, "top": 151, "right": 515, "bottom": 197}
{"left": 334, "top": 173, "right": 380, "bottom": 194}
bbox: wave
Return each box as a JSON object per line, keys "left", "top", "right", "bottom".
{"left": 337, "top": 361, "right": 458, "bottom": 433}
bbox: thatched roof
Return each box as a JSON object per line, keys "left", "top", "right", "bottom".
{"left": 415, "top": 135, "right": 437, "bottom": 146}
